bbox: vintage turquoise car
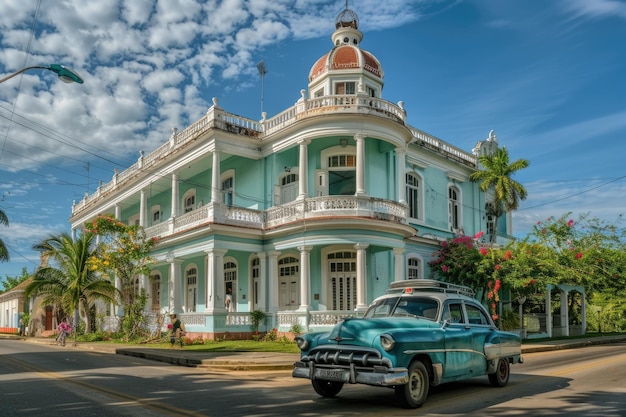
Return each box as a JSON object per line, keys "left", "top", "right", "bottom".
{"left": 293, "top": 279, "right": 523, "bottom": 408}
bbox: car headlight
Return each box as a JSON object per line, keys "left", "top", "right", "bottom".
{"left": 380, "top": 334, "right": 396, "bottom": 351}
{"left": 295, "top": 336, "right": 309, "bottom": 351}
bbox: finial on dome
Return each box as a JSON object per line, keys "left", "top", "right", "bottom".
{"left": 336, "top": 0, "right": 359, "bottom": 29}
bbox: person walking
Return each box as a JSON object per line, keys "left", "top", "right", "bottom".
{"left": 56, "top": 318, "right": 71, "bottom": 346}
{"left": 169, "top": 314, "right": 184, "bottom": 348}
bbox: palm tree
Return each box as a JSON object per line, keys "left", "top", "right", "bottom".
{"left": 0, "top": 208, "right": 9, "bottom": 262}
{"left": 25, "top": 232, "right": 116, "bottom": 334}
{"left": 470, "top": 147, "right": 529, "bottom": 243}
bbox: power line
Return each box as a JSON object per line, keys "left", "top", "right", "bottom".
{"left": 519, "top": 175, "right": 626, "bottom": 211}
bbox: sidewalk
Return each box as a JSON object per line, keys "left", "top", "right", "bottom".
{"left": 4, "top": 334, "right": 626, "bottom": 371}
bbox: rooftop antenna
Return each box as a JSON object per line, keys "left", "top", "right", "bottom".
{"left": 256, "top": 60, "right": 267, "bottom": 115}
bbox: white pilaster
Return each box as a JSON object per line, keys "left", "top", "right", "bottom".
{"left": 355, "top": 243, "right": 369, "bottom": 310}
{"left": 171, "top": 173, "right": 179, "bottom": 217}
{"left": 211, "top": 150, "right": 221, "bottom": 203}
{"left": 298, "top": 246, "right": 312, "bottom": 311}
{"left": 298, "top": 140, "right": 310, "bottom": 199}
{"left": 267, "top": 251, "right": 280, "bottom": 313}
{"left": 139, "top": 189, "right": 147, "bottom": 227}
{"left": 256, "top": 252, "right": 267, "bottom": 311}
{"left": 393, "top": 248, "right": 405, "bottom": 282}
{"left": 355, "top": 134, "right": 366, "bottom": 196}
{"left": 204, "top": 248, "right": 227, "bottom": 313}
{"left": 396, "top": 147, "right": 406, "bottom": 204}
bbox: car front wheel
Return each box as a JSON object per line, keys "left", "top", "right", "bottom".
{"left": 312, "top": 379, "right": 344, "bottom": 397}
{"left": 488, "top": 358, "right": 510, "bottom": 387}
{"left": 395, "top": 360, "right": 429, "bottom": 408}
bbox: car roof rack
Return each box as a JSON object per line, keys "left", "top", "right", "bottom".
{"left": 387, "top": 279, "right": 475, "bottom": 298}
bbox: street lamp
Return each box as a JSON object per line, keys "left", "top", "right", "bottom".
{"left": 0, "top": 64, "right": 84, "bottom": 84}
{"left": 256, "top": 60, "right": 267, "bottom": 115}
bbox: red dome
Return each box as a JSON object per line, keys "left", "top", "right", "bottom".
{"left": 309, "top": 45, "right": 383, "bottom": 82}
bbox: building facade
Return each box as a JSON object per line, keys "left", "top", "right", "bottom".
{"left": 68, "top": 7, "right": 510, "bottom": 339}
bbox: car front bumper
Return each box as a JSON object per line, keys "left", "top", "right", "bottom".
{"left": 293, "top": 361, "right": 409, "bottom": 386}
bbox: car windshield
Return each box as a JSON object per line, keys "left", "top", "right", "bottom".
{"left": 363, "top": 296, "right": 440, "bottom": 321}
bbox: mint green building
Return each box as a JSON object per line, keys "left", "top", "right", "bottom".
{"left": 69, "top": 6, "right": 510, "bottom": 339}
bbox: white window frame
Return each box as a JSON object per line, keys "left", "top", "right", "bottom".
{"left": 182, "top": 189, "right": 196, "bottom": 213}
{"left": 221, "top": 170, "right": 235, "bottom": 206}
{"left": 185, "top": 265, "right": 198, "bottom": 313}
{"left": 334, "top": 81, "right": 356, "bottom": 95}
{"left": 448, "top": 185, "right": 463, "bottom": 232}
{"left": 406, "top": 254, "right": 424, "bottom": 280}
{"left": 224, "top": 257, "right": 238, "bottom": 311}
{"left": 406, "top": 172, "right": 423, "bottom": 221}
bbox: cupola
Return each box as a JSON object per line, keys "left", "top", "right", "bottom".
{"left": 308, "top": 4, "right": 384, "bottom": 99}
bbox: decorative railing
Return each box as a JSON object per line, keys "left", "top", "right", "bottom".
{"left": 71, "top": 96, "right": 473, "bottom": 217}
{"left": 266, "top": 196, "right": 407, "bottom": 228}
{"left": 409, "top": 127, "right": 477, "bottom": 167}
{"left": 276, "top": 310, "right": 362, "bottom": 331}
{"left": 144, "top": 196, "right": 406, "bottom": 239}
{"left": 225, "top": 313, "right": 252, "bottom": 326}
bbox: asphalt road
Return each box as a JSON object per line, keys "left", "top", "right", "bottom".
{"left": 1, "top": 339, "right": 625, "bottom": 416}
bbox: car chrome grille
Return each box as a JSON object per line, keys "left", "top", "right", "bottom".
{"left": 301, "top": 345, "right": 392, "bottom": 368}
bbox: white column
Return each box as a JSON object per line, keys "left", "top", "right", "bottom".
{"left": 268, "top": 251, "right": 280, "bottom": 313}
{"left": 297, "top": 140, "right": 309, "bottom": 200}
{"left": 545, "top": 286, "right": 553, "bottom": 338}
{"left": 211, "top": 150, "right": 221, "bottom": 203}
{"left": 355, "top": 134, "right": 366, "bottom": 196}
{"left": 355, "top": 243, "right": 369, "bottom": 310}
{"left": 169, "top": 258, "right": 182, "bottom": 314}
{"left": 396, "top": 147, "right": 406, "bottom": 204}
{"left": 257, "top": 252, "right": 267, "bottom": 311}
{"left": 139, "top": 189, "right": 147, "bottom": 227}
{"left": 171, "top": 173, "right": 179, "bottom": 217}
{"left": 393, "top": 248, "right": 405, "bottom": 282}
{"left": 298, "top": 246, "right": 312, "bottom": 311}
{"left": 204, "top": 249, "right": 227, "bottom": 313}
{"left": 560, "top": 289, "right": 569, "bottom": 337}
{"left": 114, "top": 203, "right": 121, "bottom": 220}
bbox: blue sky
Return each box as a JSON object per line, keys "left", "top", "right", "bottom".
{"left": 1, "top": 0, "right": 625, "bottom": 280}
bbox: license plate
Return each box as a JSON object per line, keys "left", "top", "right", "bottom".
{"left": 318, "top": 369, "right": 344, "bottom": 381}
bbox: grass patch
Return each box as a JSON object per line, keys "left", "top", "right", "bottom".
{"left": 146, "top": 339, "right": 300, "bottom": 353}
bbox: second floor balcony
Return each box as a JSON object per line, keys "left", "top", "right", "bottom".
{"left": 144, "top": 195, "right": 408, "bottom": 239}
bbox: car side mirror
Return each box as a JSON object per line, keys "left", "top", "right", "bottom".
{"left": 442, "top": 319, "right": 451, "bottom": 329}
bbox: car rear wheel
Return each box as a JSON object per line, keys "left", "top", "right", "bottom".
{"left": 395, "top": 360, "right": 429, "bottom": 408}
{"left": 312, "top": 379, "right": 344, "bottom": 397}
{"left": 488, "top": 358, "right": 510, "bottom": 387}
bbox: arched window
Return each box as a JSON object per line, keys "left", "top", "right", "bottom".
{"left": 407, "top": 256, "right": 423, "bottom": 280}
{"left": 278, "top": 256, "right": 300, "bottom": 311}
{"left": 449, "top": 186, "right": 462, "bottom": 231}
{"left": 186, "top": 266, "right": 198, "bottom": 313}
{"left": 406, "top": 173, "right": 422, "bottom": 220}
{"left": 327, "top": 251, "right": 357, "bottom": 311}
{"left": 317, "top": 146, "right": 357, "bottom": 196}
{"left": 277, "top": 172, "right": 298, "bottom": 205}
{"left": 182, "top": 189, "right": 196, "bottom": 213}
{"left": 224, "top": 259, "right": 237, "bottom": 311}
{"left": 222, "top": 175, "right": 235, "bottom": 206}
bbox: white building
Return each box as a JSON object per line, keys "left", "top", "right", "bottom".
{"left": 69, "top": 6, "right": 508, "bottom": 339}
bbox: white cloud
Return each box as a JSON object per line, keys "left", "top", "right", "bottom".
{"left": 562, "top": 0, "right": 626, "bottom": 19}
